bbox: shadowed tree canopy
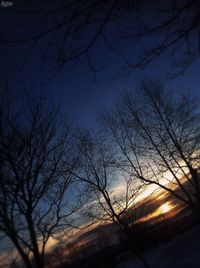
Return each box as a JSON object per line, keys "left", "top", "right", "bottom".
{"left": 1, "top": 0, "right": 200, "bottom": 78}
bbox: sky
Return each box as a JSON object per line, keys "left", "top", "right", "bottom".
{"left": 1, "top": 2, "right": 200, "bottom": 266}
{"left": 1, "top": 1, "right": 200, "bottom": 131}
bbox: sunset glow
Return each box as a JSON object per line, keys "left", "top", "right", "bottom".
{"left": 159, "top": 203, "right": 172, "bottom": 214}
{"left": 139, "top": 201, "right": 174, "bottom": 223}
{"left": 1, "top": 3, "right": 200, "bottom": 267}
{"left": 152, "top": 202, "right": 174, "bottom": 218}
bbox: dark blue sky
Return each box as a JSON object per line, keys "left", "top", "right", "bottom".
{"left": 1, "top": 1, "right": 200, "bottom": 129}
{"left": 46, "top": 56, "right": 200, "bottom": 129}
{"left": 1, "top": 0, "right": 200, "bottom": 258}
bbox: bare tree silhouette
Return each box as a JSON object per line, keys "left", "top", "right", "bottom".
{"left": 72, "top": 130, "right": 151, "bottom": 268}
{"left": 1, "top": 0, "right": 200, "bottom": 77}
{"left": 102, "top": 79, "right": 200, "bottom": 220}
{"left": 0, "top": 94, "right": 82, "bottom": 268}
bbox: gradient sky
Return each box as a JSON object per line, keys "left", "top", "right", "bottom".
{"left": 1, "top": 1, "right": 200, "bottom": 131}
{"left": 1, "top": 3, "right": 200, "bottom": 264}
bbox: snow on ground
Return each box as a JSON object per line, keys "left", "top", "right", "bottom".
{"left": 116, "top": 225, "right": 200, "bottom": 268}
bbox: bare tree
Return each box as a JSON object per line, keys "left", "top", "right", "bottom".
{"left": 0, "top": 95, "right": 81, "bottom": 268}
{"left": 73, "top": 130, "right": 151, "bottom": 268}
{"left": 1, "top": 0, "right": 200, "bottom": 78}
{"left": 102, "top": 79, "right": 200, "bottom": 220}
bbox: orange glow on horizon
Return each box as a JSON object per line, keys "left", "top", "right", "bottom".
{"left": 159, "top": 202, "right": 172, "bottom": 214}
{"left": 139, "top": 201, "right": 174, "bottom": 222}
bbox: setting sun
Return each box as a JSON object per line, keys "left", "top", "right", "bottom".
{"left": 139, "top": 201, "right": 174, "bottom": 223}
{"left": 159, "top": 202, "right": 172, "bottom": 214}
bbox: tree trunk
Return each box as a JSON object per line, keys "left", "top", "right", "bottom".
{"left": 26, "top": 213, "right": 44, "bottom": 268}
{"left": 11, "top": 237, "right": 33, "bottom": 268}
{"left": 188, "top": 201, "right": 200, "bottom": 224}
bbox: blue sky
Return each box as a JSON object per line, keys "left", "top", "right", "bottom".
{"left": 1, "top": 38, "right": 200, "bottom": 130}
{"left": 1, "top": 1, "right": 200, "bottom": 130}
{"left": 1, "top": 3, "right": 200, "bottom": 265}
